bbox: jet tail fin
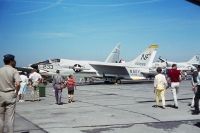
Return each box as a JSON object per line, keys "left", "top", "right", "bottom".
{"left": 129, "top": 44, "right": 158, "bottom": 67}
{"left": 105, "top": 43, "right": 120, "bottom": 63}
{"left": 187, "top": 54, "right": 200, "bottom": 65}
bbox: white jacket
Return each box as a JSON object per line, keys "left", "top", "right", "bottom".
{"left": 154, "top": 73, "right": 167, "bottom": 88}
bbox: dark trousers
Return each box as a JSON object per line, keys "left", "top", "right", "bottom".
{"left": 54, "top": 89, "right": 62, "bottom": 104}
{"left": 194, "top": 85, "right": 200, "bottom": 112}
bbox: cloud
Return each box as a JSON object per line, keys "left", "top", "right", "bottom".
{"left": 14, "top": 0, "right": 63, "bottom": 15}
{"left": 36, "top": 32, "right": 76, "bottom": 38}
{"left": 62, "top": 0, "right": 162, "bottom": 7}
{"left": 13, "top": 0, "right": 162, "bottom": 16}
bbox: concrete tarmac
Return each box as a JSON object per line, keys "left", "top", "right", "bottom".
{"left": 15, "top": 80, "right": 200, "bottom": 133}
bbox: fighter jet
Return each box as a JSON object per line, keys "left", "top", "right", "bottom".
{"left": 154, "top": 55, "right": 200, "bottom": 71}
{"left": 30, "top": 44, "right": 121, "bottom": 81}
{"left": 89, "top": 44, "right": 158, "bottom": 83}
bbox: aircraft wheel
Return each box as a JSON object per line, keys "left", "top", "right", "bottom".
{"left": 116, "top": 79, "right": 121, "bottom": 84}
{"left": 104, "top": 80, "right": 110, "bottom": 84}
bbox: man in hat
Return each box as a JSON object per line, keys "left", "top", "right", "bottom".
{"left": 0, "top": 54, "right": 21, "bottom": 133}
{"left": 193, "top": 65, "right": 200, "bottom": 115}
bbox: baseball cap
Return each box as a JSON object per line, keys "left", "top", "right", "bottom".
{"left": 3, "top": 54, "right": 15, "bottom": 61}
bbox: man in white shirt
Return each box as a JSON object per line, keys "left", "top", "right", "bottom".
{"left": 29, "top": 69, "right": 42, "bottom": 101}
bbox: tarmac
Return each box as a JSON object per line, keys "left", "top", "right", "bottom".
{"left": 14, "top": 80, "right": 200, "bottom": 133}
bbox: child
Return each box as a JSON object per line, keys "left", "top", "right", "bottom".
{"left": 66, "top": 75, "right": 76, "bottom": 103}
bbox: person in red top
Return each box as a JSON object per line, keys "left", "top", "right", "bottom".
{"left": 167, "top": 64, "right": 181, "bottom": 109}
{"left": 66, "top": 75, "right": 76, "bottom": 103}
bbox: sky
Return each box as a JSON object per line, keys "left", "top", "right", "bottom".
{"left": 0, "top": 0, "right": 200, "bottom": 67}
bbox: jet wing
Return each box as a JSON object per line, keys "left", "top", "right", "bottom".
{"left": 141, "top": 71, "right": 157, "bottom": 79}
{"left": 90, "top": 63, "right": 157, "bottom": 80}
{"left": 90, "top": 63, "right": 129, "bottom": 78}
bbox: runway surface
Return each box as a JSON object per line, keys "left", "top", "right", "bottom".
{"left": 15, "top": 80, "right": 200, "bottom": 133}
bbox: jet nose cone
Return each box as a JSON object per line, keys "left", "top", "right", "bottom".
{"left": 30, "top": 63, "right": 39, "bottom": 69}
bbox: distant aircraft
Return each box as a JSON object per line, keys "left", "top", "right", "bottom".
{"left": 30, "top": 44, "right": 121, "bottom": 80}
{"left": 153, "top": 55, "right": 200, "bottom": 71}
{"left": 105, "top": 44, "right": 120, "bottom": 63}
{"left": 90, "top": 44, "right": 158, "bottom": 83}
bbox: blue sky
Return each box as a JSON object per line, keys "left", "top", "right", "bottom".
{"left": 0, "top": 0, "right": 200, "bottom": 67}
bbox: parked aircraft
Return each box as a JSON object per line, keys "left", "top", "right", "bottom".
{"left": 30, "top": 44, "right": 121, "bottom": 80}
{"left": 16, "top": 66, "right": 33, "bottom": 74}
{"left": 153, "top": 55, "right": 200, "bottom": 71}
{"left": 89, "top": 44, "right": 158, "bottom": 83}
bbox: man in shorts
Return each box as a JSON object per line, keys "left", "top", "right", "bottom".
{"left": 66, "top": 75, "right": 76, "bottom": 103}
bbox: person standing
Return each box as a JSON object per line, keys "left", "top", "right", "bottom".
{"left": 18, "top": 72, "right": 28, "bottom": 102}
{"left": 66, "top": 75, "right": 76, "bottom": 103}
{"left": 193, "top": 65, "right": 200, "bottom": 115}
{"left": 167, "top": 64, "right": 181, "bottom": 109}
{"left": 154, "top": 67, "right": 168, "bottom": 109}
{"left": 190, "top": 68, "right": 198, "bottom": 108}
{"left": 29, "top": 69, "right": 42, "bottom": 101}
{"left": 0, "top": 54, "right": 21, "bottom": 133}
{"left": 53, "top": 70, "right": 64, "bottom": 105}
